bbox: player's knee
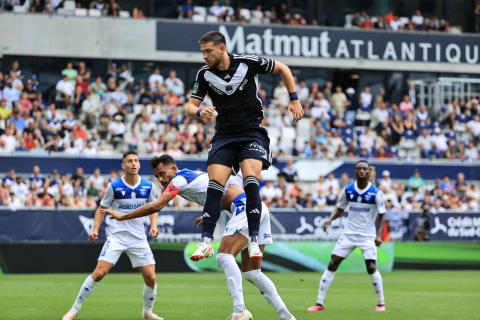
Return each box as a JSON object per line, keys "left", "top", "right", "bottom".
{"left": 328, "top": 261, "right": 339, "bottom": 272}
{"left": 216, "top": 252, "right": 231, "bottom": 268}
{"left": 366, "top": 262, "right": 377, "bottom": 274}
{"left": 144, "top": 274, "right": 156, "bottom": 287}
{"left": 91, "top": 269, "right": 107, "bottom": 281}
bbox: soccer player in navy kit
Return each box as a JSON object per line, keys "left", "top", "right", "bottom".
{"left": 184, "top": 31, "right": 304, "bottom": 261}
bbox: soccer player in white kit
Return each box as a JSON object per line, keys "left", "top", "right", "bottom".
{"left": 104, "top": 154, "right": 295, "bottom": 320}
{"left": 307, "top": 160, "right": 387, "bottom": 313}
{"left": 63, "top": 151, "right": 163, "bottom": 320}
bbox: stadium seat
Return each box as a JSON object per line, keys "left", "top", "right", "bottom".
{"left": 119, "top": 10, "right": 130, "bottom": 18}
{"left": 88, "top": 9, "right": 102, "bottom": 17}
{"left": 192, "top": 14, "right": 206, "bottom": 22}
{"left": 63, "top": 1, "right": 76, "bottom": 11}
{"left": 239, "top": 8, "right": 251, "bottom": 21}
{"left": 250, "top": 17, "right": 262, "bottom": 24}
{"left": 206, "top": 15, "right": 219, "bottom": 23}
{"left": 13, "top": 5, "right": 28, "bottom": 13}
{"left": 193, "top": 6, "right": 207, "bottom": 17}
{"left": 74, "top": 8, "right": 88, "bottom": 16}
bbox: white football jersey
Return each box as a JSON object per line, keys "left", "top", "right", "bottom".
{"left": 100, "top": 177, "right": 157, "bottom": 239}
{"left": 164, "top": 169, "right": 243, "bottom": 205}
{"left": 337, "top": 182, "right": 386, "bottom": 238}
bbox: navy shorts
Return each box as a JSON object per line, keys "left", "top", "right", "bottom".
{"left": 207, "top": 127, "right": 272, "bottom": 171}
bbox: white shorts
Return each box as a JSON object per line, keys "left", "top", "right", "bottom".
{"left": 223, "top": 195, "right": 272, "bottom": 246}
{"left": 98, "top": 232, "right": 155, "bottom": 268}
{"left": 332, "top": 233, "right": 377, "bottom": 261}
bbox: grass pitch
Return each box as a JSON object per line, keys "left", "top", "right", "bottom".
{"left": 0, "top": 271, "right": 479, "bottom": 320}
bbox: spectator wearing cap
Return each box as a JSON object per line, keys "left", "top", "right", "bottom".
{"left": 380, "top": 170, "right": 393, "bottom": 191}
{"left": 430, "top": 127, "right": 448, "bottom": 156}
{"left": 345, "top": 87, "right": 357, "bottom": 122}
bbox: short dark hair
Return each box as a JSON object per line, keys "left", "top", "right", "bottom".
{"left": 122, "top": 151, "right": 138, "bottom": 161}
{"left": 199, "top": 31, "right": 226, "bottom": 45}
{"left": 150, "top": 154, "right": 176, "bottom": 170}
{"left": 355, "top": 159, "right": 369, "bottom": 168}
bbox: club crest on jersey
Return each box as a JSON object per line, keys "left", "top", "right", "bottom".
{"left": 121, "top": 190, "right": 126, "bottom": 196}
{"left": 357, "top": 196, "right": 362, "bottom": 202}
{"left": 140, "top": 188, "right": 147, "bottom": 196}
{"left": 131, "top": 191, "right": 136, "bottom": 199}
{"left": 260, "top": 58, "right": 267, "bottom": 66}
{"left": 226, "top": 84, "right": 233, "bottom": 93}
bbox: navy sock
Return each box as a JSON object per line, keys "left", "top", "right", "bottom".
{"left": 243, "top": 176, "right": 261, "bottom": 237}
{"left": 201, "top": 180, "right": 225, "bottom": 239}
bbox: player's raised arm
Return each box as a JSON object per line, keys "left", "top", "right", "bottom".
{"left": 272, "top": 60, "right": 304, "bottom": 122}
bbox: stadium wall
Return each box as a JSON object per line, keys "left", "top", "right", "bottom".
{"left": 1, "top": 13, "right": 479, "bottom": 73}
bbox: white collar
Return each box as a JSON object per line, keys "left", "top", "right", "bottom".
{"left": 121, "top": 176, "right": 141, "bottom": 190}
{"left": 354, "top": 181, "right": 371, "bottom": 195}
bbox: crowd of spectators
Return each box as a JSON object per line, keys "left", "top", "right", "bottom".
{"left": 349, "top": 9, "right": 454, "bottom": 32}
{"left": 1, "top": 0, "right": 145, "bottom": 18}
{"left": 178, "top": 0, "right": 310, "bottom": 26}
{"left": 0, "top": 60, "right": 479, "bottom": 161}
{"left": 1, "top": 165, "right": 479, "bottom": 214}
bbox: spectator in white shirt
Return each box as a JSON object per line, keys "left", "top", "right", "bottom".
{"left": 325, "top": 173, "right": 340, "bottom": 194}
{"left": 0, "top": 126, "right": 17, "bottom": 152}
{"left": 148, "top": 67, "right": 164, "bottom": 92}
{"left": 430, "top": 127, "right": 448, "bottom": 152}
{"left": 379, "top": 170, "right": 393, "bottom": 191}
{"left": 360, "top": 86, "right": 372, "bottom": 108}
{"left": 165, "top": 70, "right": 185, "bottom": 96}
{"left": 56, "top": 75, "right": 75, "bottom": 105}
{"left": 260, "top": 181, "right": 282, "bottom": 203}
{"left": 465, "top": 141, "right": 479, "bottom": 160}
{"left": 298, "top": 81, "right": 310, "bottom": 102}
{"left": 417, "top": 128, "right": 431, "bottom": 158}
{"left": 209, "top": 0, "right": 224, "bottom": 17}
{"left": 359, "top": 127, "right": 375, "bottom": 152}
{"left": 411, "top": 10, "right": 424, "bottom": 28}
{"left": 467, "top": 115, "right": 480, "bottom": 140}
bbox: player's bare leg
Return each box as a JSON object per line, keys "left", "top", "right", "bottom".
{"left": 63, "top": 260, "right": 113, "bottom": 320}
{"left": 365, "top": 260, "right": 386, "bottom": 311}
{"left": 241, "top": 247, "right": 295, "bottom": 320}
{"left": 240, "top": 159, "right": 263, "bottom": 259}
{"left": 192, "top": 164, "right": 231, "bottom": 261}
{"left": 218, "top": 234, "right": 253, "bottom": 320}
{"left": 138, "top": 264, "right": 164, "bottom": 320}
{"left": 308, "top": 255, "right": 345, "bottom": 312}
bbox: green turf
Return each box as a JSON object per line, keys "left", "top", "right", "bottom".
{"left": 395, "top": 242, "right": 480, "bottom": 262}
{"left": 0, "top": 271, "right": 479, "bottom": 320}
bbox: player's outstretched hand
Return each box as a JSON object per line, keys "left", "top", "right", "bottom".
{"left": 322, "top": 218, "right": 332, "bottom": 232}
{"left": 149, "top": 226, "right": 159, "bottom": 238}
{"left": 194, "top": 215, "right": 204, "bottom": 228}
{"left": 288, "top": 100, "right": 304, "bottom": 123}
{"left": 375, "top": 237, "right": 382, "bottom": 247}
{"left": 199, "top": 106, "right": 218, "bottom": 120}
{"left": 88, "top": 230, "right": 98, "bottom": 241}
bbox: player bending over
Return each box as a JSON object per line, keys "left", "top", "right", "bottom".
{"left": 307, "top": 160, "right": 387, "bottom": 313}
{"left": 103, "top": 154, "right": 296, "bottom": 320}
{"left": 63, "top": 151, "right": 163, "bottom": 320}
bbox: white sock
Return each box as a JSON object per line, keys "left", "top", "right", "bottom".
{"left": 316, "top": 269, "right": 336, "bottom": 305}
{"left": 201, "top": 237, "right": 212, "bottom": 245}
{"left": 244, "top": 270, "right": 293, "bottom": 320}
{"left": 72, "top": 275, "right": 97, "bottom": 312}
{"left": 143, "top": 284, "right": 157, "bottom": 312}
{"left": 370, "top": 270, "right": 385, "bottom": 305}
{"left": 217, "top": 253, "right": 245, "bottom": 313}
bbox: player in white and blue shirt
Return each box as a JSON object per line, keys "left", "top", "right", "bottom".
{"left": 106, "top": 154, "right": 295, "bottom": 320}
{"left": 308, "top": 160, "right": 387, "bottom": 313}
{"left": 63, "top": 151, "right": 163, "bottom": 320}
